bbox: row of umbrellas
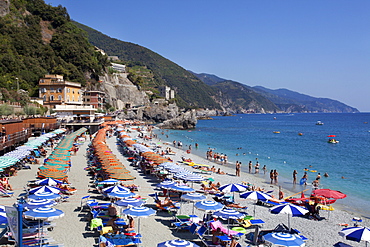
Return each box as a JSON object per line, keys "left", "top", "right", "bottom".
{"left": 0, "top": 129, "right": 67, "bottom": 171}
{"left": 38, "top": 128, "right": 87, "bottom": 180}
{"left": 91, "top": 127, "right": 135, "bottom": 181}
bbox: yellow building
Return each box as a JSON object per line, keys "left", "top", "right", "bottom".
{"left": 39, "top": 75, "right": 83, "bottom": 109}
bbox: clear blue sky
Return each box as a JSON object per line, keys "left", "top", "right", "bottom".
{"left": 46, "top": 0, "right": 370, "bottom": 112}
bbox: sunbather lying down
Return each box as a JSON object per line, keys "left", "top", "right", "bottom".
{"left": 213, "top": 196, "right": 247, "bottom": 209}
{"left": 155, "top": 196, "right": 177, "bottom": 210}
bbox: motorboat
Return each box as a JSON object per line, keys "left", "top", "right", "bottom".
{"left": 316, "top": 121, "right": 324, "bottom": 125}
{"left": 328, "top": 138, "right": 339, "bottom": 144}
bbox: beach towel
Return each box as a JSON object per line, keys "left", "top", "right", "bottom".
{"left": 90, "top": 218, "right": 103, "bottom": 230}
{"left": 210, "top": 220, "right": 240, "bottom": 236}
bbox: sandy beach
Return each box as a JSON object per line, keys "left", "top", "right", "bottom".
{"left": 0, "top": 126, "right": 368, "bottom": 247}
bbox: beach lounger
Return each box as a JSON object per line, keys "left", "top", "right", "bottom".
{"left": 210, "top": 220, "right": 242, "bottom": 236}
{"left": 0, "top": 187, "right": 14, "bottom": 197}
{"left": 257, "top": 199, "right": 284, "bottom": 207}
{"left": 80, "top": 195, "right": 91, "bottom": 212}
{"left": 194, "top": 224, "right": 220, "bottom": 247}
{"left": 99, "top": 234, "right": 136, "bottom": 246}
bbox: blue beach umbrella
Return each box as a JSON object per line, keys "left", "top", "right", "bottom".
{"left": 240, "top": 191, "right": 272, "bottom": 201}
{"left": 157, "top": 180, "right": 177, "bottom": 189}
{"left": 123, "top": 206, "right": 156, "bottom": 238}
{"left": 28, "top": 192, "right": 61, "bottom": 200}
{"left": 34, "top": 178, "right": 63, "bottom": 186}
{"left": 339, "top": 227, "right": 370, "bottom": 245}
{"left": 240, "top": 191, "right": 272, "bottom": 216}
{"left": 102, "top": 185, "right": 130, "bottom": 193}
{"left": 24, "top": 206, "right": 64, "bottom": 245}
{"left": 108, "top": 190, "right": 135, "bottom": 199}
{"left": 181, "top": 193, "right": 206, "bottom": 202}
{"left": 157, "top": 239, "right": 200, "bottom": 247}
{"left": 171, "top": 185, "right": 195, "bottom": 193}
{"left": 29, "top": 186, "right": 61, "bottom": 194}
{"left": 263, "top": 232, "right": 305, "bottom": 247}
{"left": 180, "top": 174, "right": 204, "bottom": 182}
{"left": 115, "top": 197, "right": 144, "bottom": 208}
{"left": 97, "top": 179, "right": 119, "bottom": 185}
{"left": 195, "top": 200, "right": 223, "bottom": 212}
{"left": 270, "top": 203, "right": 309, "bottom": 229}
{"left": 219, "top": 183, "right": 249, "bottom": 193}
{"left": 213, "top": 208, "right": 244, "bottom": 220}
{"left": 24, "top": 199, "right": 57, "bottom": 210}
{"left": 181, "top": 193, "right": 207, "bottom": 215}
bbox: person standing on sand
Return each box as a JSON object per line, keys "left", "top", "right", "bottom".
{"left": 270, "top": 170, "right": 274, "bottom": 184}
{"left": 235, "top": 161, "right": 241, "bottom": 177}
{"left": 255, "top": 162, "right": 260, "bottom": 174}
{"left": 262, "top": 165, "right": 267, "bottom": 174}
{"left": 249, "top": 161, "right": 253, "bottom": 173}
{"left": 293, "top": 170, "right": 298, "bottom": 184}
{"left": 273, "top": 169, "right": 279, "bottom": 184}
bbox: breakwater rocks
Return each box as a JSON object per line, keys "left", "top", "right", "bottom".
{"left": 157, "top": 109, "right": 197, "bottom": 130}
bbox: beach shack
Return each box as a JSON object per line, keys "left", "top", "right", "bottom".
{"left": 0, "top": 119, "right": 30, "bottom": 153}
{"left": 22, "top": 117, "right": 59, "bottom": 136}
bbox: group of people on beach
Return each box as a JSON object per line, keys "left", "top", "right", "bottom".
{"left": 206, "top": 149, "right": 228, "bottom": 164}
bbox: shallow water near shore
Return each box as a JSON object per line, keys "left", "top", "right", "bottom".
{"left": 154, "top": 113, "right": 370, "bottom": 217}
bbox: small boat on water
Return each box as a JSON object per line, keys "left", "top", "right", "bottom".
{"left": 316, "top": 121, "right": 324, "bottom": 125}
{"left": 273, "top": 131, "right": 280, "bottom": 134}
{"left": 328, "top": 138, "right": 339, "bottom": 144}
{"left": 298, "top": 133, "right": 303, "bottom": 136}
{"left": 327, "top": 134, "right": 339, "bottom": 143}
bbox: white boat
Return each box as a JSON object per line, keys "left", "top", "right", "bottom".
{"left": 316, "top": 121, "right": 324, "bottom": 125}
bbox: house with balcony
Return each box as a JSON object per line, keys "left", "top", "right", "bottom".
{"left": 39, "top": 75, "right": 83, "bottom": 109}
{"left": 83, "top": 91, "right": 106, "bottom": 110}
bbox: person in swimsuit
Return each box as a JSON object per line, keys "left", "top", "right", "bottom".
{"left": 235, "top": 161, "right": 240, "bottom": 177}
{"left": 293, "top": 170, "right": 298, "bottom": 184}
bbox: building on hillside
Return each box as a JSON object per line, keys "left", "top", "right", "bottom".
{"left": 83, "top": 91, "right": 106, "bottom": 110}
{"left": 159, "top": 86, "right": 175, "bottom": 100}
{"left": 111, "top": 63, "right": 126, "bottom": 73}
{"left": 38, "top": 75, "right": 83, "bottom": 109}
{"left": 109, "top": 56, "right": 120, "bottom": 61}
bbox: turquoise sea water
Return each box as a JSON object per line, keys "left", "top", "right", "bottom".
{"left": 154, "top": 113, "right": 370, "bottom": 216}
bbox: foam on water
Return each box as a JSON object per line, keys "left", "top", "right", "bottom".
{"left": 155, "top": 113, "right": 370, "bottom": 217}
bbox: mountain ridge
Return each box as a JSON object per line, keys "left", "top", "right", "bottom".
{"left": 191, "top": 72, "right": 359, "bottom": 113}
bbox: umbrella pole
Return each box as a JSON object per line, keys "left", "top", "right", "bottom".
{"left": 288, "top": 215, "right": 291, "bottom": 230}
{"left": 138, "top": 217, "right": 141, "bottom": 236}
{"left": 39, "top": 219, "right": 42, "bottom": 247}
{"left": 192, "top": 202, "right": 195, "bottom": 215}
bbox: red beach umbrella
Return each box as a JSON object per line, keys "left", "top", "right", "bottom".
{"left": 312, "top": 189, "right": 346, "bottom": 199}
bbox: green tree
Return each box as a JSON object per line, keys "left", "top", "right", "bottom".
{"left": 0, "top": 104, "right": 14, "bottom": 116}
{"left": 24, "top": 105, "right": 38, "bottom": 116}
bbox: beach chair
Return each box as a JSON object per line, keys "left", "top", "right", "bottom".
{"left": 171, "top": 215, "right": 193, "bottom": 232}
{"left": 80, "top": 195, "right": 90, "bottom": 212}
{"left": 195, "top": 224, "right": 219, "bottom": 247}
{"left": 257, "top": 199, "right": 284, "bottom": 207}
{"left": 0, "top": 186, "right": 13, "bottom": 197}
